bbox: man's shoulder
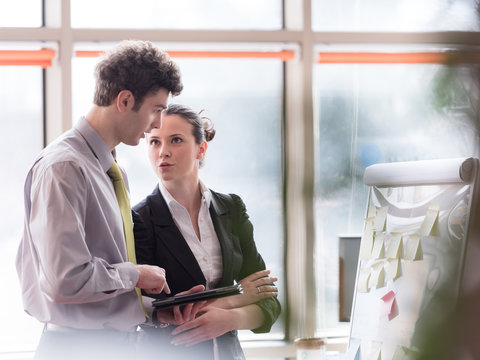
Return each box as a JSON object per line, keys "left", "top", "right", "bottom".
{"left": 33, "top": 130, "right": 92, "bottom": 174}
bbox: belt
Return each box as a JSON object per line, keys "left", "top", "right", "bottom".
{"left": 45, "top": 323, "right": 138, "bottom": 333}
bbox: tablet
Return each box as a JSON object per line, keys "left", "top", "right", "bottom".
{"left": 152, "top": 284, "right": 243, "bottom": 309}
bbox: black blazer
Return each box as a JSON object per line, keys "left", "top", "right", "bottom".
{"left": 132, "top": 186, "right": 281, "bottom": 359}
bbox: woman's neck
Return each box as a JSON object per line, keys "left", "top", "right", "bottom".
{"left": 162, "top": 176, "right": 202, "bottom": 213}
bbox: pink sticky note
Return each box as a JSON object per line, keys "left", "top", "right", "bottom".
{"left": 380, "top": 290, "right": 398, "bottom": 320}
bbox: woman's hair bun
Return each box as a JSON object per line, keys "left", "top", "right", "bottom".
{"left": 200, "top": 112, "right": 216, "bottom": 142}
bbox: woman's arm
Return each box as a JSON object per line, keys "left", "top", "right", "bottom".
{"left": 229, "top": 194, "right": 282, "bottom": 333}
{"left": 213, "top": 269, "right": 278, "bottom": 309}
{"left": 170, "top": 304, "right": 265, "bottom": 347}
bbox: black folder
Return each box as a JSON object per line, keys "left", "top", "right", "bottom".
{"left": 152, "top": 284, "right": 242, "bottom": 309}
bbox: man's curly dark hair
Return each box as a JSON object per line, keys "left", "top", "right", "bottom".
{"left": 93, "top": 40, "right": 183, "bottom": 110}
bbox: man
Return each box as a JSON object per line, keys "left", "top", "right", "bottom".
{"left": 16, "top": 40, "right": 183, "bottom": 360}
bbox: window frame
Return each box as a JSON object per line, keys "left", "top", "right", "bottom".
{"left": 1, "top": 0, "right": 480, "bottom": 357}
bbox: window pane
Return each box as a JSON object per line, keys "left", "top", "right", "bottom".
{"left": 313, "top": 61, "right": 479, "bottom": 330}
{"left": 0, "top": 1, "right": 42, "bottom": 27}
{"left": 312, "top": 0, "right": 480, "bottom": 31}
{"left": 71, "top": 0, "right": 282, "bottom": 30}
{"left": 72, "top": 52, "right": 285, "bottom": 338}
{"left": 0, "top": 66, "right": 44, "bottom": 351}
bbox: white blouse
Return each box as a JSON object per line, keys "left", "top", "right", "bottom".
{"left": 158, "top": 181, "right": 223, "bottom": 289}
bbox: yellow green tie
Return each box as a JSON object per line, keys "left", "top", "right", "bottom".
{"left": 107, "top": 161, "right": 148, "bottom": 319}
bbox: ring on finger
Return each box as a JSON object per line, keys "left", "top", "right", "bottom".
{"left": 257, "top": 287, "right": 261, "bottom": 294}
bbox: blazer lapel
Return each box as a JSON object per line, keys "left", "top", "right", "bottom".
{"left": 147, "top": 187, "right": 206, "bottom": 286}
{"left": 209, "top": 192, "right": 235, "bottom": 287}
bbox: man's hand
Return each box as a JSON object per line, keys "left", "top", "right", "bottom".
{"left": 135, "top": 264, "right": 171, "bottom": 295}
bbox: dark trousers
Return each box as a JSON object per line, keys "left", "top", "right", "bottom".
{"left": 34, "top": 327, "right": 138, "bottom": 360}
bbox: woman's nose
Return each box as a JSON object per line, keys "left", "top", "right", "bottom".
{"left": 159, "top": 144, "right": 170, "bottom": 157}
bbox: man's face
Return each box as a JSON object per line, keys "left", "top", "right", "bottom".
{"left": 121, "top": 88, "right": 169, "bottom": 146}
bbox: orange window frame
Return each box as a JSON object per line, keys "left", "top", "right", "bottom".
{"left": 1, "top": 48, "right": 479, "bottom": 67}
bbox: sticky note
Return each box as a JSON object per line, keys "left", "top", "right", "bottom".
{"left": 369, "top": 262, "right": 385, "bottom": 289}
{"left": 385, "top": 259, "right": 401, "bottom": 281}
{"left": 392, "top": 345, "right": 416, "bottom": 360}
{"left": 345, "top": 338, "right": 360, "bottom": 360}
{"left": 359, "top": 220, "right": 374, "bottom": 260}
{"left": 372, "top": 233, "right": 385, "bottom": 259}
{"left": 386, "top": 233, "right": 402, "bottom": 259}
{"left": 420, "top": 203, "right": 439, "bottom": 236}
{"left": 381, "top": 290, "right": 398, "bottom": 320}
{"left": 358, "top": 267, "right": 371, "bottom": 292}
{"left": 374, "top": 206, "right": 388, "bottom": 232}
{"left": 368, "top": 341, "right": 382, "bottom": 360}
{"left": 405, "top": 234, "right": 423, "bottom": 261}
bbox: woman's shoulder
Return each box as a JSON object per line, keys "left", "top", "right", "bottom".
{"left": 210, "top": 189, "right": 246, "bottom": 212}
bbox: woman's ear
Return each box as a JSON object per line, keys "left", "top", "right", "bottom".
{"left": 197, "top": 141, "right": 208, "bottom": 160}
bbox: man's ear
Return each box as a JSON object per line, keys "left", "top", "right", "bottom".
{"left": 116, "top": 90, "right": 135, "bottom": 112}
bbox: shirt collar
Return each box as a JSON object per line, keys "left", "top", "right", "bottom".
{"left": 158, "top": 180, "right": 212, "bottom": 212}
{"left": 75, "top": 116, "right": 115, "bottom": 172}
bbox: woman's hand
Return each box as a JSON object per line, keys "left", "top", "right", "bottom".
{"left": 154, "top": 285, "right": 210, "bottom": 325}
{"left": 216, "top": 269, "right": 278, "bottom": 309}
{"left": 170, "top": 306, "right": 234, "bottom": 347}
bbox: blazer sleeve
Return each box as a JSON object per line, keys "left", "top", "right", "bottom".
{"left": 230, "top": 193, "right": 281, "bottom": 334}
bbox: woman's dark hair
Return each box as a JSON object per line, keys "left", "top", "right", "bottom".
{"left": 162, "top": 104, "right": 215, "bottom": 167}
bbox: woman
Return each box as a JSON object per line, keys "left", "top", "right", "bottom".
{"left": 133, "top": 104, "right": 281, "bottom": 359}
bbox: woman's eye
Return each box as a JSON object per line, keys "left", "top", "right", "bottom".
{"left": 172, "top": 137, "right": 182, "bottom": 144}
{"left": 149, "top": 139, "right": 160, "bottom": 146}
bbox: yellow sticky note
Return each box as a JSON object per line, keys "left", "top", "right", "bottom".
{"left": 405, "top": 234, "right": 423, "bottom": 261}
{"left": 358, "top": 267, "right": 371, "bottom": 293}
{"left": 368, "top": 341, "right": 382, "bottom": 360}
{"left": 374, "top": 206, "right": 388, "bottom": 232}
{"left": 392, "top": 345, "right": 417, "bottom": 360}
{"left": 420, "top": 203, "right": 439, "bottom": 236}
{"left": 368, "top": 262, "right": 385, "bottom": 289}
{"left": 385, "top": 259, "right": 401, "bottom": 281}
{"left": 359, "top": 220, "right": 374, "bottom": 260}
{"left": 372, "top": 234, "right": 385, "bottom": 259}
{"left": 386, "top": 233, "right": 403, "bottom": 259}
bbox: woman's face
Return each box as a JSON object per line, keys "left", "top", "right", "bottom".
{"left": 147, "top": 114, "right": 207, "bottom": 183}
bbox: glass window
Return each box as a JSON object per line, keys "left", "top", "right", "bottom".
{"left": 72, "top": 51, "right": 285, "bottom": 338}
{"left": 312, "top": 0, "right": 480, "bottom": 32}
{"left": 0, "top": 66, "right": 44, "bottom": 352}
{"left": 313, "top": 59, "right": 479, "bottom": 330}
{"left": 71, "top": 0, "right": 282, "bottom": 30}
{"left": 0, "top": 1, "right": 42, "bottom": 27}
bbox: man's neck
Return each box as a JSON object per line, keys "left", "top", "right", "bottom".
{"left": 85, "top": 106, "right": 119, "bottom": 151}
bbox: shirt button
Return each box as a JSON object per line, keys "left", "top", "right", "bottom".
{"left": 203, "top": 256, "right": 208, "bottom": 261}
{"left": 129, "top": 280, "right": 133, "bottom": 286}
